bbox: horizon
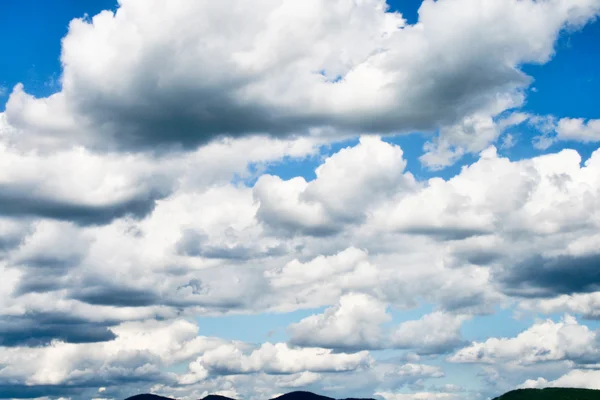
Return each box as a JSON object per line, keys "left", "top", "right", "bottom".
{"left": 1, "top": 1, "right": 600, "bottom": 400}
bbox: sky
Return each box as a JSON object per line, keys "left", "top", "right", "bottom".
{"left": 0, "top": 0, "right": 600, "bottom": 400}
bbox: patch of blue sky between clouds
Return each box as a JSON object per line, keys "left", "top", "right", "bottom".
{"left": 0, "top": 0, "right": 119, "bottom": 110}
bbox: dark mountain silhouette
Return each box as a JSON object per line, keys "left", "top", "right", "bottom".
{"left": 125, "top": 395, "right": 176, "bottom": 400}
{"left": 201, "top": 396, "right": 238, "bottom": 400}
{"left": 126, "top": 388, "right": 600, "bottom": 400}
{"left": 493, "top": 388, "right": 600, "bottom": 400}
{"left": 125, "top": 391, "right": 375, "bottom": 400}
{"left": 269, "top": 392, "right": 375, "bottom": 400}
{"left": 270, "top": 392, "right": 334, "bottom": 400}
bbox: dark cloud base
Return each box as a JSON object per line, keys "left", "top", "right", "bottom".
{"left": 499, "top": 253, "right": 600, "bottom": 298}
{"left": 0, "top": 312, "right": 117, "bottom": 346}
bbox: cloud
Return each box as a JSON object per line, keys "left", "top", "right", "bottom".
{"left": 519, "top": 369, "right": 600, "bottom": 390}
{"left": 499, "top": 253, "right": 600, "bottom": 298}
{"left": 275, "top": 371, "right": 322, "bottom": 388}
{"left": 376, "top": 392, "right": 460, "bottom": 400}
{"left": 254, "top": 136, "right": 413, "bottom": 236}
{"left": 533, "top": 117, "right": 600, "bottom": 149}
{"left": 5, "top": 0, "right": 600, "bottom": 157}
{"left": 185, "top": 342, "right": 372, "bottom": 377}
{"left": 557, "top": 118, "right": 600, "bottom": 142}
{"left": 449, "top": 315, "right": 599, "bottom": 365}
{"left": 519, "top": 293, "right": 600, "bottom": 320}
{"left": 288, "top": 293, "right": 391, "bottom": 351}
{"left": 0, "top": 319, "right": 232, "bottom": 394}
{"left": 2, "top": 102, "right": 600, "bottom": 397}
{"left": 0, "top": 312, "right": 116, "bottom": 347}
{"left": 0, "top": 143, "right": 173, "bottom": 225}
{"left": 383, "top": 363, "right": 445, "bottom": 381}
{"left": 391, "top": 312, "right": 469, "bottom": 355}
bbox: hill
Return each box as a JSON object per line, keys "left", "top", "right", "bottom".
{"left": 270, "top": 392, "right": 334, "bottom": 400}
{"left": 125, "top": 395, "right": 176, "bottom": 400}
{"left": 201, "top": 395, "right": 237, "bottom": 400}
{"left": 125, "top": 389, "right": 600, "bottom": 400}
{"left": 493, "top": 388, "right": 600, "bottom": 400}
{"left": 270, "top": 392, "right": 375, "bottom": 400}
{"left": 125, "top": 391, "right": 375, "bottom": 400}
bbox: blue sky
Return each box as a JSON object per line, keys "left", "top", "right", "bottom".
{"left": 1, "top": 1, "right": 600, "bottom": 400}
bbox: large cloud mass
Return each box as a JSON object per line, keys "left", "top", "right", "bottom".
{"left": 5, "top": 0, "right": 600, "bottom": 154}
{"left": 2, "top": 0, "right": 600, "bottom": 399}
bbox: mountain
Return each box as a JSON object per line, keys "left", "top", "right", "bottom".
{"left": 270, "top": 392, "right": 335, "bottom": 400}
{"left": 125, "top": 395, "right": 176, "bottom": 400}
{"left": 125, "top": 391, "right": 375, "bottom": 400}
{"left": 270, "top": 391, "right": 374, "bottom": 400}
{"left": 493, "top": 388, "right": 600, "bottom": 400}
{"left": 201, "top": 395, "right": 238, "bottom": 400}
{"left": 126, "top": 388, "right": 600, "bottom": 400}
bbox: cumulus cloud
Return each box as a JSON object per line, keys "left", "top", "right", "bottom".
{"left": 1, "top": 318, "right": 371, "bottom": 397}
{"left": 376, "top": 392, "right": 460, "bottom": 400}
{"left": 449, "top": 315, "right": 599, "bottom": 365}
{"left": 0, "top": 142, "right": 172, "bottom": 224}
{"left": 533, "top": 117, "right": 600, "bottom": 149}
{"left": 185, "top": 342, "right": 372, "bottom": 377}
{"left": 288, "top": 293, "right": 391, "bottom": 351}
{"left": 557, "top": 118, "right": 600, "bottom": 142}
{"left": 0, "top": 319, "right": 215, "bottom": 392}
{"left": 254, "top": 136, "right": 414, "bottom": 236}
{"left": 264, "top": 247, "right": 384, "bottom": 311}
{"left": 382, "top": 363, "right": 445, "bottom": 382}
{"left": 519, "top": 369, "right": 600, "bottom": 390}
{"left": 2, "top": 0, "right": 600, "bottom": 398}
{"left": 5, "top": 0, "right": 600, "bottom": 157}
{"left": 391, "top": 312, "right": 469, "bottom": 355}
{"left": 520, "top": 293, "right": 600, "bottom": 320}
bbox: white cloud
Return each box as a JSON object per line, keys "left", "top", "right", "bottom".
{"left": 0, "top": 318, "right": 221, "bottom": 386}
{"left": 391, "top": 312, "right": 469, "bottom": 355}
{"left": 376, "top": 392, "right": 459, "bottom": 400}
{"left": 5, "top": 0, "right": 599, "bottom": 159}
{"left": 386, "top": 364, "right": 445, "bottom": 380}
{"left": 288, "top": 293, "right": 391, "bottom": 350}
{"left": 557, "top": 118, "right": 600, "bottom": 142}
{"left": 189, "top": 342, "right": 372, "bottom": 376}
{"left": 3, "top": 83, "right": 600, "bottom": 399}
{"left": 520, "top": 293, "right": 600, "bottom": 319}
{"left": 275, "top": 371, "right": 322, "bottom": 388}
{"left": 254, "top": 136, "right": 414, "bottom": 235}
{"left": 524, "top": 115, "right": 600, "bottom": 149}
{"left": 449, "top": 315, "right": 598, "bottom": 365}
{"left": 519, "top": 369, "right": 600, "bottom": 390}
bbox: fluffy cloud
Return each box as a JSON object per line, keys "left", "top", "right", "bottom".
{"left": 519, "top": 369, "right": 600, "bottom": 390}
{"left": 254, "top": 136, "right": 414, "bottom": 235}
{"left": 5, "top": 0, "right": 600, "bottom": 157}
{"left": 383, "top": 363, "right": 445, "bottom": 382}
{"left": 3, "top": 0, "right": 600, "bottom": 398}
{"left": 519, "top": 293, "right": 600, "bottom": 320}
{"left": 391, "top": 312, "right": 469, "bottom": 355}
{"left": 557, "top": 118, "right": 600, "bottom": 143}
{"left": 0, "top": 319, "right": 219, "bottom": 396}
{"left": 288, "top": 293, "right": 391, "bottom": 351}
{"left": 449, "top": 315, "right": 599, "bottom": 365}
{"left": 185, "top": 342, "right": 372, "bottom": 377}
{"left": 532, "top": 117, "right": 600, "bottom": 149}
{"left": 0, "top": 318, "right": 371, "bottom": 398}
{"left": 376, "top": 392, "right": 460, "bottom": 400}
{"left": 0, "top": 142, "right": 172, "bottom": 225}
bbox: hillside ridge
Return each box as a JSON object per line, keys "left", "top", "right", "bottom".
{"left": 493, "top": 388, "right": 600, "bottom": 400}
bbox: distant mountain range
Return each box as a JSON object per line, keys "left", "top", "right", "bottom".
{"left": 124, "top": 391, "right": 375, "bottom": 400}
{"left": 125, "top": 388, "right": 600, "bottom": 400}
